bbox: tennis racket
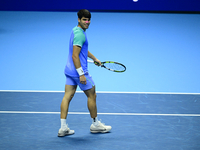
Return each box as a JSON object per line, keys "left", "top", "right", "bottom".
{"left": 87, "top": 60, "right": 126, "bottom": 73}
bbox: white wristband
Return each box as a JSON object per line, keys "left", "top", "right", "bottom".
{"left": 76, "top": 67, "right": 84, "bottom": 76}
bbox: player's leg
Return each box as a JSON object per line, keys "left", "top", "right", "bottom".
{"left": 84, "top": 86, "right": 112, "bottom": 133}
{"left": 60, "top": 84, "right": 77, "bottom": 119}
{"left": 58, "top": 84, "right": 77, "bottom": 137}
{"left": 84, "top": 86, "right": 97, "bottom": 118}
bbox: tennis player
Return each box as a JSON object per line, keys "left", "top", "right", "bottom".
{"left": 58, "top": 9, "right": 112, "bottom": 137}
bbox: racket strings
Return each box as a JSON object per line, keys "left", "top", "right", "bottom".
{"left": 104, "top": 63, "right": 125, "bottom": 72}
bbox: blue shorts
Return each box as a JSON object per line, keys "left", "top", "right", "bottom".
{"left": 65, "top": 73, "right": 95, "bottom": 91}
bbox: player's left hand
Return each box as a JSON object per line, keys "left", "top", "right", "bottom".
{"left": 94, "top": 59, "right": 101, "bottom": 66}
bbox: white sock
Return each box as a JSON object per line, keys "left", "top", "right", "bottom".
{"left": 92, "top": 117, "right": 99, "bottom": 126}
{"left": 61, "top": 119, "right": 67, "bottom": 130}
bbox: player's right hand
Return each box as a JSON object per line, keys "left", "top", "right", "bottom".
{"left": 80, "top": 75, "right": 86, "bottom": 84}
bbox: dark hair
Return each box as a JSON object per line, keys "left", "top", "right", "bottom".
{"left": 77, "top": 9, "right": 91, "bottom": 19}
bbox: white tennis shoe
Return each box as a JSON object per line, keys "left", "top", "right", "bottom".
{"left": 58, "top": 127, "right": 75, "bottom": 137}
{"left": 90, "top": 121, "right": 112, "bottom": 133}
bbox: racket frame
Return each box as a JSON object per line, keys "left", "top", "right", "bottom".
{"left": 88, "top": 60, "right": 126, "bottom": 72}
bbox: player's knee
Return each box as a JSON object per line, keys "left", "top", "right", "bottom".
{"left": 94, "top": 93, "right": 97, "bottom": 99}
{"left": 64, "top": 93, "right": 75, "bottom": 101}
{"left": 90, "top": 92, "right": 96, "bottom": 98}
{"left": 88, "top": 93, "right": 96, "bottom": 101}
{"left": 69, "top": 93, "right": 75, "bottom": 99}
{"left": 93, "top": 93, "right": 97, "bottom": 100}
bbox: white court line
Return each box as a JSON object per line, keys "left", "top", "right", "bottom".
{"left": 0, "top": 90, "right": 200, "bottom": 95}
{"left": 0, "top": 111, "right": 200, "bottom": 117}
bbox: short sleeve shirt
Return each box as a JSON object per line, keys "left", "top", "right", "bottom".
{"left": 64, "top": 26, "right": 89, "bottom": 77}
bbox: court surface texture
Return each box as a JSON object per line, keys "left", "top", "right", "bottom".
{"left": 0, "top": 91, "right": 200, "bottom": 150}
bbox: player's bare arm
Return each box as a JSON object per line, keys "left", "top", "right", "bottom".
{"left": 72, "top": 45, "right": 86, "bottom": 84}
{"left": 88, "top": 50, "right": 101, "bottom": 66}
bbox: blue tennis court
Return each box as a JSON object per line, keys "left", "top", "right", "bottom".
{"left": 0, "top": 91, "right": 200, "bottom": 150}
{"left": 0, "top": 8, "right": 200, "bottom": 150}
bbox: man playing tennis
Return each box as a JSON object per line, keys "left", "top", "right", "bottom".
{"left": 58, "top": 9, "right": 112, "bottom": 136}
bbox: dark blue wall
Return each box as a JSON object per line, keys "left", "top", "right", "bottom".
{"left": 0, "top": 0, "right": 200, "bottom": 12}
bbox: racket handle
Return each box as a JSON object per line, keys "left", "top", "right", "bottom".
{"left": 87, "top": 59, "right": 101, "bottom": 66}
{"left": 87, "top": 60, "right": 94, "bottom": 63}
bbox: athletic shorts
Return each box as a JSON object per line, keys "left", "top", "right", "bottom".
{"left": 65, "top": 73, "right": 95, "bottom": 91}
